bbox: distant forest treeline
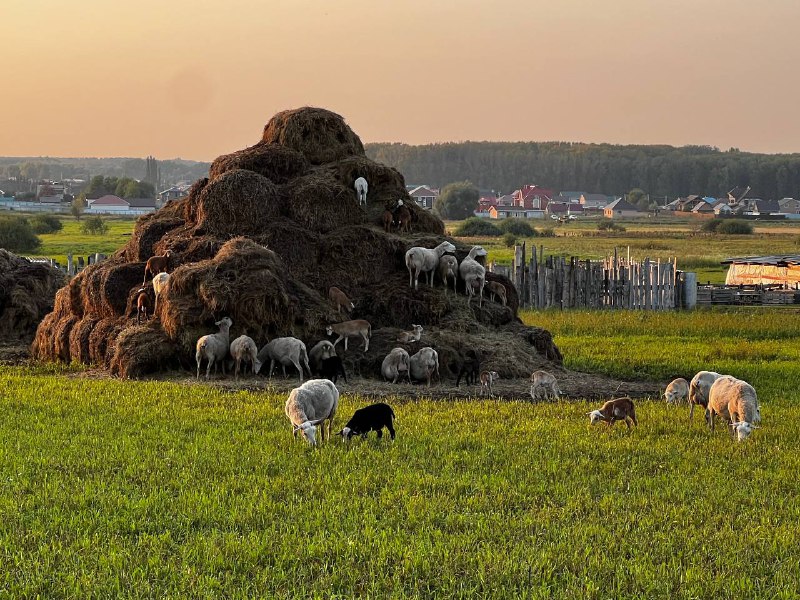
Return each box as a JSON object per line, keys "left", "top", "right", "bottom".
{"left": 366, "top": 142, "right": 800, "bottom": 200}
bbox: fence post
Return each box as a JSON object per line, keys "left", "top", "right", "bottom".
{"left": 684, "top": 272, "right": 697, "bottom": 309}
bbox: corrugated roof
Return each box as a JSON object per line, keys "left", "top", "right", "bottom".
{"left": 722, "top": 255, "right": 800, "bottom": 266}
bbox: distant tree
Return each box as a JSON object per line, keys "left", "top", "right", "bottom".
{"left": 502, "top": 232, "right": 517, "bottom": 247}
{"left": 497, "top": 219, "right": 536, "bottom": 237}
{"left": 434, "top": 181, "right": 480, "bottom": 220}
{"left": 81, "top": 215, "right": 108, "bottom": 235}
{"left": 0, "top": 216, "right": 41, "bottom": 252}
{"left": 29, "top": 214, "right": 63, "bottom": 234}
{"left": 453, "top": 217, "right": 502, "bottom": 237}
{"left": 71, "top": 196, "right": 86, "bottom": 220}
{"left": 716, "top": 220, "right": 753, "bottom": 234}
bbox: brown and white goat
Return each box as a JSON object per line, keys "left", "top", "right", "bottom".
{"left": 479, "top": 370, "right": 500, "bottom": 398}
{"left": 397, "top": 324, "right": 423, "bottom": 344}
{"left": 328, "top": 286, "right": 355, "bottom": 314}
{"left": 326, "top": 319, "right": 371, "bottom": 352}
{"left": 136, "top": 288, "right": 151, "bottom": 324}
{"left": 588, "top": 397, "right": 638, "bottom": 429}
{"left": 143, "top": 250, "right": 172, "bottom": 285}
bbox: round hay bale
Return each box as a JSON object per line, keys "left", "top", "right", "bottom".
{"left": 209, "top": 141, "right": 309, "bottom": 184}
{"left": 183, "top": 178, "right": 209, "bottom": 223}
{"left": 53, "top": 315, "right": 79, "bottom": 362}
{"left": 128, "top": 214, "right": 184, "bottom": 262}
{"left": 68, "top": 317, "right": 100, "bottom": 364}
{"left": 252, "top": 221, "right": 321, "bottom": 280}
{"left": 261, "top": 107, "right": 365, "bottom": 164}
{"left": 318, "top": 226, "right": 406, "bottom": 289}
{"left": 194, "top": 169, "right": 281, "bottom": 236}
{"left": 88, "top": 318, "right": 123, "bottom": 366}
{"left": 31, "top": 312, "right": 59, "bottom": 361}
{"left": 110, "top": 324, "right": 178, "bottom": 378}
{"left": 283, "top": 171, "right": 366, "bottom": 233}
{"left": 103, "top": 263, "right": 147, "bottom": 317}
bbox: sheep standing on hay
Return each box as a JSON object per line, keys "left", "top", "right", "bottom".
{"left": 705, "top": 375, "right": 760, "bottom": 441}
{"left": 229, "top": 334, "right": 262, "bottom": 380}
{"left": 530, "top": 370, "right": 560, "bottom": 401}
{"left": 326, "top": 319, "right": 371, "bottom": 352}
{"left": 309, "top": 340, "right": 337, "bottom": 375}
{"left": 395, "top": 200, "right": 412, "bottom": 234}
{"left": 195, "top": 317, "right": 233, "bottom": 379}
{"left": 257, "top": 337, "right": 312, "bottom": 382}
{"left": 285, "top": 379, "right": 340, "bottom": 446}
{"left": 688, "top": 370, "right": 722, "bottom": 422}
{"left": 438, "top": 255, "right": 458, "bottom": 295}
{"left": 486, "top": 281, "right": 507, "bottom": 306}
{"left": 152, "top": 272, "right": 170, "bottom": 311}
{"left": 135, "top": 288, "right": 151, "bottom": 324}
{"left": 664, "top": 377, "right": 689, "bottom": 404}
{"left": 382, "top": 209, "right": 394, "bottom": 233}
{"left": 409, "top": 347, "right": 440, "bottom": 387}
{"left": 142, "top": 250, "right": 172, "bottom": 285}
{"left": 354, "top": 177, "right": 368, "bottom": 206}
{"left": 459, "top": 246, "right": 488, "bottom": 307}
{"left": 328, "top": 286, "right": 354, "bottom": 314}
{"left": 381, "top": 347, "right": 411, "bottom": 383}
{"left": 405, "top": 241, "right": 457, "bottom": 290}
{"left": 588, "top": 397, "right": 638, "bottom": 429}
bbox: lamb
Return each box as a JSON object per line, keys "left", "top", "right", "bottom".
{"left": 142, "top": 250, "right": 172, "bottom": 285}
{"left": 397, "top": 324, "right": 423, "bottom": 343}
{"left": 309, "top": 340, "right": 337, "bottom": 374}
{"left": 257, "top": 337, "right": 311, "bottom": 382}
{"left": 354, "top": 177, "right": 368, "bottom": 206}
{"left": 405, "top": 241, "right": 457, "bottom": 290}
{"left": 486, "top": 281, "right": 507, "bottom": 306}
{"left": 326, "top": 319, "right": 371, "bottom": 352}
{"left": 285, "top": 379, "right": 340, "bottom": 446}
{"left": 229, "top": 334, "right": 262, "bottom": 380}
{"left": 319, "top": 355, "right": 347, "bottom": 384}
{"left": 409, "top": 346, "right": 440, "bottom": 387}
{"left": 338, "top": 403, "right": 396, "bottom": 441}
{"left": 328, "top": 286, "right": 354, "bottom": 314}
{"left": 381, "top": 347, "right": 411, "bottom": 383}
{"left": 455, "top": 349, "right": 480, "bottom": 386}
{"left": 395, "top": 200, "right": 412, "bottom": 234}
{"left": 438, "top": 255, "right": 458, "bottom": 295}
{"left": 588, "top": 397, "right": 638, "bottom": 429}
{"left": 530, "top": 370, "right": 560, "bottom": 401}
{"left": 705, "top": 375, "right": 760, "bottom": 440}
{"left": 195, "top": 317, "right": 233, "bottom": 379}
{"left": 135, "top": 288, "right": 151, "bottom": 325}
{"left": 151, "top": 272, "right": 170, "bottom": 311}
{"left": 664, "top": 377, "right": 690, "bottom": 404}
{"left": 459, "top": 245, "right": 488, "bottom": 307}
{"left": 688, "top": 370, "right": 722, "bottom": 421}
{"left": 382, "top": 209, "right": 395, "bottom": 233}
{"left": 479, "top": 370, "right": 500, "bottom": 398}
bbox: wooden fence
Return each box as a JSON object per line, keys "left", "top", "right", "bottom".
{"left": 25, "top": 252, "right": 107, "bottom": 276}
{"left": 489, "top": 243, "right": 680, "bottom": 310}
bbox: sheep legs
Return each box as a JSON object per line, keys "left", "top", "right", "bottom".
{"left": 361, "top": 333, "right": 369, "bottom": 352}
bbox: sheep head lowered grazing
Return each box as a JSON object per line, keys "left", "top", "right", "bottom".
{"left": 588, "top": 397, "right": 638, "bottom": 429}
{"left": 354, "top": 177, "right": 368, "bottom": 206}
{"left": 405, "top": 241, "right": 456, "bottom": 290}
{"left": 285, "top": 379, "right": 340, "bottom": 446}
{"left": 459, "top": 246, "right": 488, "bottom": 307}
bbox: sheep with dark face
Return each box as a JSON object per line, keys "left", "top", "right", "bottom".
{"left": 338, "top": 403, "right": 396, "bottom": 441}
{"left": 455, "top": 349, "right": 480, "bottom": 386}
{"left": 319, "top": 355, "right": 347, "bottom": 384}
{"left": 309, "top": 340, "right": 337, "bottom": 375}
{"left": 285, "top": 379, "right": 339, "bottom": 446}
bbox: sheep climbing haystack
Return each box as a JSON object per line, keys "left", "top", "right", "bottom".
{"left": 31, "top": 106, "right": 561, "bottom": 380}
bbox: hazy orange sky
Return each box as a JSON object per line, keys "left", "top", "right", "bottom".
{"left": 3, "top": 0, "right": 799, "bottom": 160}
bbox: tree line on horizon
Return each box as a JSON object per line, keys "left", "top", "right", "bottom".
{"left": 366, "top": 141, "right": 800, "bottom": 200}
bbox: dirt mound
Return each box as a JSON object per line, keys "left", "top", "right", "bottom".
{"left": 32, "top": 107, "right": 561, "bottom": 378}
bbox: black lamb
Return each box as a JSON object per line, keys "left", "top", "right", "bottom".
{"left": 455, "top": 349, "right": 481, "bottom": 386}
{"left": 338, "top": 402, "right": 396, "bottom": 441}
{"left": 319, "top": 356, "right": 347, "bottom": 383}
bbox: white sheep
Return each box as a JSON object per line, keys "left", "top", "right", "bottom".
{"left": 229, "top": 334, "right": 262, "bottom": 380}
{"left": 405, "top": 241, "right": 457, "bottom": 290}
{"left": 257, "top": 337, "right": 311, "bottom": 382}
{"left": 354, "top": 177, "right": 368, "bottom": 206}
{"left": 152, "top": 272, "right": 170, "bottom": 311}
{"left": 459, "top": 245, "right": 488, "bottom": 307}
{"left": 309, "top": 340, "right": 337, "bottom": 375}
{"left": 438, "top": 255, "right": 458, "bottom": 295}
{"left": 195, "top": 317, "right": 233, "bottom": 379}
{"left": 381, "top": 347, "right": 411, "bottom": 383}
{"left": 664, "top": 377, "right": 689, "bottom": 404}
{"left": 409, "top": 346, "right": 440, "bottom": 387}
{"left": 530, "top": 370, "right": 560, "bottom": 401}
{"left": 688, "top": 371, "right": 721, "bottom": 421}
{"left": 285, "top": 379, "right": 340, "bottom": 446}
{"left": 705, "top": 375, "right": 760, "bottom": 441}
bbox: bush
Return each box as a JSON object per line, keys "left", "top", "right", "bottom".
{"left": 0, "top": 216, "right": 41, "bottom": 252}
{"left": 497, "top": 219, "right": 536, "bottom": 237}
{"left": 29, "top": 214, "right": 63, "bottom": 234}
{"left": 716, "top": 220, "right": 753, "bottom": 234}
{"left": 453, "top": 217, "right": 502, "bottom": 237}
{"left": 700, "top": 219, "right": 722, "bottom": 233}
{"left": 539, "top": 227, "right": 556, "bottom": 238}
{"left": 598, "top": 221, "right": 626, "bottom": 232}
{"left": 502, "top": 232, "right": 517, "bottom": 247}
{"left": 81, "top": 216, "right": 109, "bottom": 236}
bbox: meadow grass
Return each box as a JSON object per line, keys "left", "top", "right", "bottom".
{"left": 34, "top": 216, "right": 136, "bottom": 265}
{"left": 1, "top": 308, "right": 800, "bottom": 597}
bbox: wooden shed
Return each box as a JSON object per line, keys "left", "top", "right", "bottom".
{"left": 723, "top": 255, "right": 800, "bottom": 287}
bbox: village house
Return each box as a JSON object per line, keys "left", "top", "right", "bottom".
{"left": 488, "top": 206, "right": 545, "bottom": 219}
{"left": 86, "top": 195, "right": 157, "bottom": 213}
{"left": 603, "top": 198, "right": 643, "bottom": 219}
{"left": 513, "top": 185, "right": 554, "bottom": 209}
{"left": 408, "top": 185, "right": 439, "bottom": 210}
{"left": 779, "top": 198, "right": 800, "bottom": 214}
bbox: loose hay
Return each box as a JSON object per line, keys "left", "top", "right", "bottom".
{"left": 193, "top": 169, "right": 281, "bottom": 236}
{"left": 110, "top": 324, "right": 177, "bottom": 378}
{"left": 209, "top": 141, "right": 309, "bottom": 184}
{"left": 282, "top": 170, "right": 366, "bottom": 233}
{"left": 68, "top": 317, "right": 100, "bottom": 364}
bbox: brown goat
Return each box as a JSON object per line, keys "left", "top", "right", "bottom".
{"left": 328, "top": 286, "right": 354, "bottom": 314}
{"left": 395, "top": 204, "right": 412, "bottom": 234}
{"left": 382, "top": 209, "right": 395, "bottom": 233}
{"left": 588, "top": 397, "right": 638, "bottom": 429}
{"left": 136, "top": 288, "right": 151, "bottom": 324}
{"left": 486, "top": 281, "right": 507, "bottom": 306}
{"left": 143, "top": 250, "right": 172, "bottom": 285}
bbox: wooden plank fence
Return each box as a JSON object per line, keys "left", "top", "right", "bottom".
{"left": 489, "top": 243, "right": 680, "bottom": 310}
{"left": 25, "top": 252, "right": 107, "bottom": 276}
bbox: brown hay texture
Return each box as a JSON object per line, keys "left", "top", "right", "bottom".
{"left": 31, "top": 106, "right": 560, "bottom": 378}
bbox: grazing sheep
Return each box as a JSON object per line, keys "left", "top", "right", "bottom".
{"left": 381, "top": 347, "right": 411, "bottom": 383}
{"left": 229, "top": 334, "right": 262, "bottom": 380}
{"left": 152, "top": 272, "right": 170, "bottom": 311}
{"left": 438, "top": 255, "right": 458, "bottom": 295}
{"left": 455, "top": 349, "right": 480, "bottom": 386}
{"left": 142, "top": 250, "right": 172, "bottom": 285}
{"left": 354, "top": 177, "right": 368, "bottom": 206}
{"left": 195, "top": 317, "right": 233, "bottom": 379}
{"left": 136, "top": 288, "right": 151, "bottom": 325}
{"left": 257, "top": 337, "right": 311, "bottom": 382}
{"left": 309, "top": 340, "right": 337, "bottom": 375}
{"left": 530, "top": 370, "right": 560, "bottom": 401}
{"left": 409, "top": 347, "right": 440, "bottom": 387}
{"left": 338, "top": 403, "right": 396, "bottom": 441}
{"left": 729, "top": 421, "right": 758, "bottom": 442}
{"left": 664, "top": 377, "right": 689, "bottom": 404}
{"left": 479, "top": 370, "right": 500, "bottom": 398}
{"left": 588, "top": 397, "right": 638, "bottom": 429}
{"left": 705, "top": 375, "right": 760, "bottom": 440}
{"left": 486, "top": 281, "right": 507, "bottom": 306}
{"left": 285, "top": 379, "right": 340, "bottom": 446}
{"left": 326, "top": 319, "right": 371, "bottom": 352}
{"left": 459, "top": 246, "right": 488, "bottom": 307}
{"left": 328, "top": 286, "right": 355, "bottom": 314}
{"left": 319, "top": 355, "right": 347, "bottom": 384}
{"left": 405, "top": 241, "right": 457, "bottom": 290}
{"left": 397, "top": 324, "right": 423, "bottom": 343}
{"left": 688, "top": 371, "right": 722, "bottom": 421}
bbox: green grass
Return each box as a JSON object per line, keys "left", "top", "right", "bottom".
{"left": 2, "top": 308, "right": 800, "bottom": 597}
{"left": 33, "top": 216, "right": 136, "bottom": 265}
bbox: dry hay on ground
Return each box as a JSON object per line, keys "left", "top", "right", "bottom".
{"left": 110, "top": 324, "right": 178, "bottom": 378}
{"left": 209, "top": 141, "right": 309, "bottom": 184}
{"left": 282, "top": 170, "right": 366, "bottom": 233}
{"left": 193, "top": 169, "right": 281, "bottom": 236}
{"left": 68, "top": 316, "right": 100, "bottom": 365}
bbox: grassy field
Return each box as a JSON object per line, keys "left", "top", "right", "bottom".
{"left": 1, "top": 309, "right": 799, "bottom": 597}
{"left": 34, "top": 216, "right": 137, "bottom": 265}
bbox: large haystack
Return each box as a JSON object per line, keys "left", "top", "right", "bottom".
{"left": 32, "top": 106, "right": 559, "bottom": 378}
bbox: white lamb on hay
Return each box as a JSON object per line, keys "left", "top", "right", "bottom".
{"left": 705, "top": 375, "right": 761, "bottom": 441}
{"left": 195, "top": 317, "right": 233, "bottom": 379}
{"left": 285, "top": 379, "right": 340, "bottom": 446}
{"left": 459, "top": 246, "right": 488, "bottom": 307}
{"left": 354, "top": 177, "right": 368, "bottom": 206}
{"left": 152, "top": 272, "right": 170, "bottom": 311}
{"left": 405, "top": 241, "right": 457, "bottom": 290}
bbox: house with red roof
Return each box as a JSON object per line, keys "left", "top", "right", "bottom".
{"left": 513, "top": 185, "right": 554, "bottom": 210}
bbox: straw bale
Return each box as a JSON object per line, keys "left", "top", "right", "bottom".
{"left": 88, "top": 318, "right": 123, "bottom": 366}
{"left": 31, "top": 312, "right": 59, "bottom": 361}
{"left": 194, "top": 169, "right": 281, "bottom": 236}
{"left": 262, "top": 107, "right": 365, "bottom": 164}
{"left": 68, "top": 317, "right": 100, "bottom": 364}
{"left": 128, "top": 213, "right": 184, "bottom": 261}
{"left": 209, "top": 141, "right": 309, "bottom": 184}
{"left": 102, "top": 263, "right": 147, "bottom": 317}
{"left": 53, "top": 315, "right": 79, "bottom": 362}
{"left": 110, "top": 324, "right": 178, "bottom": 378}
{"left": 282, "top": 170, "right": 366, "bottom": 233}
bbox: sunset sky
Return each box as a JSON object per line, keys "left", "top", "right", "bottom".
{"left": 3, "top": 0, "right": 799, "bottom": 160}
